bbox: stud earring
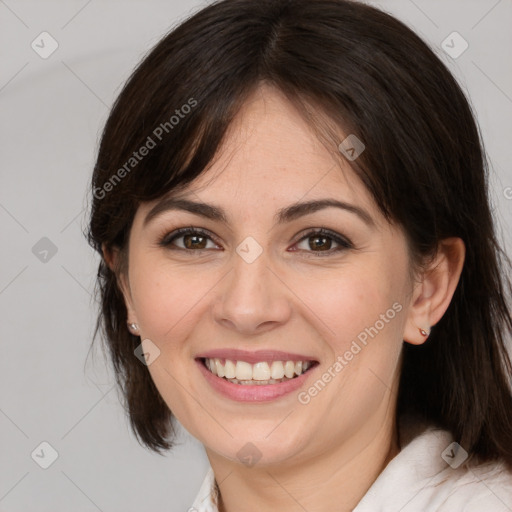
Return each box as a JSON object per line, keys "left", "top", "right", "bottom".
{"left": 127, "top": 322, "right": 139, "bottom": 333}
{"left": 419, "top": 327, "right": 430, "bottom": 337}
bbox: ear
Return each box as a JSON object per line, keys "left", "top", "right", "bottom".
{"left": 403, "top": 237, "right": 465, "bottom": 345}
{"left": 101, "top": 243, "right": 138, "bottom": 324}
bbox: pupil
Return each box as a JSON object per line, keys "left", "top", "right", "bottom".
{"left": 185, "top": 234, "right": 206, "bottom": 249}
{"left": 311, "top": 236, "right": 330, "bottom": 251}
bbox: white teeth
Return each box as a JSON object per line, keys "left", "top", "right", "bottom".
{"left": 252, "top": 362, "right": 271, "bottom": 380}
{"left": 284, "top": 360, "right": 295, "bottom": 378}
{"left": 235, "top": 361, "right": 253, "bottom": 380}
{"left": 224, "top": 359, "right": 236, "bottom": 379}
{"left": 204, "top": 358, "right": 314, "bottom": 381}
{"left": 215, "top": 359, "right": 225, "bottom": 378}
{"left": 270, "top": 361, "right": 285, "bottom": 379}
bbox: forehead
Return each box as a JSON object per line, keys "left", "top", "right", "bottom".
{"left": 137, "top": 85, "right": 381, "bottom": 227}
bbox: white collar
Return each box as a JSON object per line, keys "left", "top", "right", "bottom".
{"left": 189, "top": 416, "right": 512, "bottom": 511}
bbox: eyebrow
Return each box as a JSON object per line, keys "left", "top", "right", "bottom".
{"left": 143, "top": 197, "right": 375, "bottom": 228}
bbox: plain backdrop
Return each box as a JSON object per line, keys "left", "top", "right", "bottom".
{"left": 1, "top": 0, "right": 511, "bottom": 511}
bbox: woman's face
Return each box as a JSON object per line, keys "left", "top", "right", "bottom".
{"left": 119, "top": 85, "right": 418, "bottom": 468}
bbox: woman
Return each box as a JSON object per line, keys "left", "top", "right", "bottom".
{"left": 87, "top": 0, "right": 512, "bottom": 510}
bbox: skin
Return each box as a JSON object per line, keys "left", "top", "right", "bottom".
{"left": 105, "top": 84, "right": 465, "bottom": 512}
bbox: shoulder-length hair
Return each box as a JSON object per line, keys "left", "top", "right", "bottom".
{"left": 87, "top": 0, "right": 512, "bottom": 469}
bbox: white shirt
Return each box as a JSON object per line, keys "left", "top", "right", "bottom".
{"left": 189, "top": 418, "right": 512, "bottom": 511}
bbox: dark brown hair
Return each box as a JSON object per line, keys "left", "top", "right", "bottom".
{"left": 87, "top": 0, "right": 512, "bottom": 468}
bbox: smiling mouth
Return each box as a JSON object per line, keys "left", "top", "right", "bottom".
{"left": 198, "top": 357, "right": 319, "bottom": 385}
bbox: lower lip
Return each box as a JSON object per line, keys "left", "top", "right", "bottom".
{"left": 195, "top": 358, "right": 317, "bottom": 402}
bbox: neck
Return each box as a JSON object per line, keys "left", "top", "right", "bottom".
{"left": 209, "top": 413, "right": 400, "bottom": 512}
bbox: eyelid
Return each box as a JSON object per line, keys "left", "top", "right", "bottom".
{"left": 293, "top": 227, "right": 352, "bottom": 247}
{"left": 159, "top": 226, "right": 222, "bottom": 248}
{"left": 158, "top": 225, "right": 354, "bottom": 255}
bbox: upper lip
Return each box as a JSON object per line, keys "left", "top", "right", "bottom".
{"left": 195, "top": 349, "right": 319, "bottom": 365}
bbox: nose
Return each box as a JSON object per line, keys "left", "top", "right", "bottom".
{"left": 212, "top": 246, "right": 292, "bottom": 335}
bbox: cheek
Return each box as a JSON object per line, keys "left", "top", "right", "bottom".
{"left": 295, "top": 259, "right": 401, "bottom": 352}
{"left": 329, "top": 255, "right": 407, "bottom": 385}
{"left": 129, "top": 257, "right": 211, "bottom": 343}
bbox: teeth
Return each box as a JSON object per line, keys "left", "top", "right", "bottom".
{"left": 204, "top": 358, "right": 314, "bottom": 381}
{"left": 252, "top": 362, "right": 271, "bottom": 380}
{"left": 224, "top": 359, "right": 236, "bottom": 379}
{"left": 235, "top": 361, "right": 253, "bottom": 380}
{"left": 284, "top": 360, "right": 295, "bottom": 378}
{"left": 215, "top": 359, "right": 225, "bottom": 378}
{"left": 225, "top": 377, "right": 293, "bottom": 385}
{"left": 270, "top": 361, "right": 285, "bottom": 379}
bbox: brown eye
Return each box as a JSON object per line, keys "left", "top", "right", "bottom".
{"left": 293, "top": 229, "right": 353, "bottom": 257}
{"left": 159, "top": 228, "right": 220, "bottom": 251}
{"left": 306, "top": 234, "right": 333, "bottom": 251}
{"left": 159, "top": 226, "right": 353, "bottom": 257}
{"left": 182, "top": 233, "right": 208, "bottom": 249}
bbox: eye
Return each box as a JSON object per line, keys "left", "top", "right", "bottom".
{"left": 292, "top": 228, "right": 353, "bottom": 257}
{"left": 158, "top": 227, "right": 353, "bottom": 256}
{"left": 159, "top": 227, "right": 221, "bottom": 251}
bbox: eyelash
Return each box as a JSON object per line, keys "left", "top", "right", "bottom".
{"left": 158, "top": 226, "right": 353, "bottom": 257}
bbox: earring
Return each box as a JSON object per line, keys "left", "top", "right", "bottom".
{"left": 419, "top": 327, "right": 430, "bottom": 338}
{"left": 127, "top": 322, "right": 139, "bottom": 334}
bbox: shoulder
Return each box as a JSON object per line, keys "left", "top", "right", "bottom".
{"left": 355, "top": 421, "right": 512, "bottom": 511}
{"left": 431, "top": 459, "right": 512, "bottom": 511}
{"left": 403, "top": 425, "right": 512, "bottom": 511}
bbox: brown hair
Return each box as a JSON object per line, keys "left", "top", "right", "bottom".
{"left": 87, "top": 0, "right": 512, "bottom": 469}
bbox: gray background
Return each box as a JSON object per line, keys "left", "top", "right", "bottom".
{"left": 1, "top": 0, "right": 511, "bottom": 511}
